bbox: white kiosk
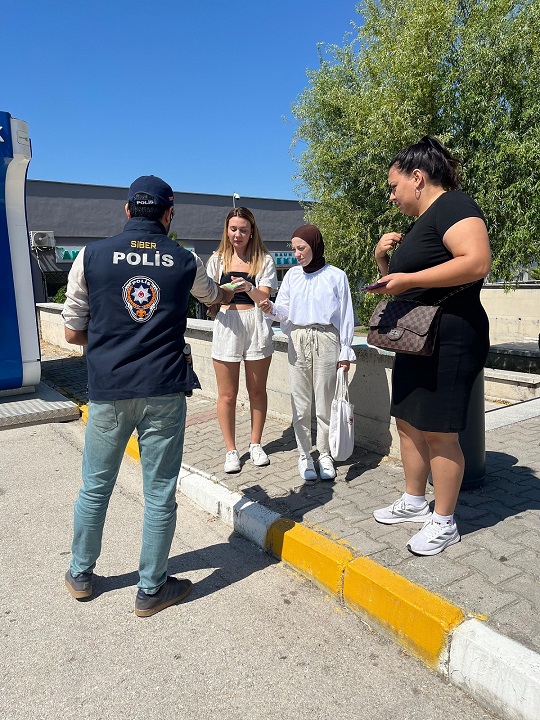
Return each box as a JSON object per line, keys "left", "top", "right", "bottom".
{"left": 0, "top": 111, "right": 41, "bottom": 392}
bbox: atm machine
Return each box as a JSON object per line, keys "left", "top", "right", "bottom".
{"left": 0, "top": 111, "right": 41, "bottom": 392}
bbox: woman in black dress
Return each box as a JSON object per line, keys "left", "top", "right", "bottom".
{"left": 371, "top": 136, "right": 491, "bottom": 556}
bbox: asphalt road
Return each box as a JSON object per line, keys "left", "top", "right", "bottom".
{"left": 0, "top": 421, "right": 497, "bottom": 720}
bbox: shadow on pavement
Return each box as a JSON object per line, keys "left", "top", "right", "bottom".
{"left": 41, "top": 355, "right": 88, "bottom": 404}
{"left": 456, "top": 450, "right": 540, "bottom": 536}
{"left": 245, "top": 424, "right": 297, "bottom": 460}
{"left": 238, "top": 426, "right": 385, "bottom": 523}
{"left": 242, "top": 480, "right": 337, "bottom": 522}
{"left": 87, "top": 535, "right": 275, "bottom": 602}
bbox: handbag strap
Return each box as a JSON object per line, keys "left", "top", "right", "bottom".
{"left": 433, "top": 281, "right": 477, "bottom": 306}
{"left": 391, "top": 281, "right": 477, "bottom": 309}
{"left": 334, "top": 367, "right": 350, "bottom": 402}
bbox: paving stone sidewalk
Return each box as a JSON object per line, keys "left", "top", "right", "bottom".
{"left": 40, "top": 342, "right": 540, "bottom": 655}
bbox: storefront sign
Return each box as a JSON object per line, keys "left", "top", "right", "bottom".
{"left": 55, "top": 247, "right": 83, "bottom": 263}
{"left": 272, "top": 251, "right": 298, "bottom": 266}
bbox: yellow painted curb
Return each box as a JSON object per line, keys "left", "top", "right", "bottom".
{"left": 343, "top": 556, "right": 464, "bottom": 668}
{"left": 266, "top": 518, "right": 354, "bottom": 596}
{"left": 125, "top": 435, "right": 140, "bottom": 461}
{"left": 78, "top": 404, "right": 140, "bottom": 460}
{"left": 79, "top": 401, "right": 465, "bottom": 669}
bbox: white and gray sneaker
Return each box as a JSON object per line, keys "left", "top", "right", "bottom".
{"left": 373, "top": 496, "right": 432, "bottom": 525}
{"left": 407, "top": 519, "right": 461, "bottom": 556}
{"left": 318, "top": 453, "right": 336, "bottom": 481}
{"left": 249, "top": 443, "right": 270, "bottom": 467}
{"left": 224, "top": 450, "right": 241, "bottom": 473}
{"left": 298, "top": 454, "right": 317, "bottom": 484}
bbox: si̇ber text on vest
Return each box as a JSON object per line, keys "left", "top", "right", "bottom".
{"left": 113, "top": 241, "right": 174, "bottom": 267}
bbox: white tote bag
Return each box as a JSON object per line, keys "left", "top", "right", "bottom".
{"left": 329, "top": 367, "right": 355, "bottom": 461}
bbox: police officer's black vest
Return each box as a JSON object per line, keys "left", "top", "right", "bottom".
{"left": 83, "top": 217, "right": 198, "bottom": 400}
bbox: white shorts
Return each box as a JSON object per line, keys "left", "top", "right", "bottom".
{"left": 212, "top": 307, "right": 274, "bottom": 362}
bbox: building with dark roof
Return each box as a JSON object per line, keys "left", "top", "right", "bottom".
{"left": 26, "top": 180, "right": 306, "bottom": 301}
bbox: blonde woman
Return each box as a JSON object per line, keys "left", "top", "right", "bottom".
{"left": 207, "top": 207, "right": 278, "bottom": 473}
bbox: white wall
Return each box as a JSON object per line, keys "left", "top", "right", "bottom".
{"left": 37, "top": 298, "right": 539, "bottom": 456}
{"left": 36, "top": 303, "right": 85, "bottom": 355}
{"left": 481, "top": 286, "right": 540, "bottom": 344}
{"left": 184, "top": 320, "right": 401, "bottom": 458}
{"left": 36, "top": 307, "right": 400, "bottom": 458}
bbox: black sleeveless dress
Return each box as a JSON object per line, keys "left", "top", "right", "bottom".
{"left": 388, "top": 191, "right": 490, "bottom": 432}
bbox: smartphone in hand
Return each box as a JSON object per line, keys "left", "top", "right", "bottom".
{"left": 359, "top": 280, "right": 390, "bottom": 292}
{"left": 220, "top": 281, "right": 243, "bottom": 291}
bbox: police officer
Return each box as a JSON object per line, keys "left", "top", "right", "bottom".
{"left": 62, "top": 175, "right": 234, "bottom": 617}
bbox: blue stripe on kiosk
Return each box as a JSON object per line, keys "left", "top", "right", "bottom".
{"left": 0, "top": 111, "right": 23, "bottom": 390}
{"left": 0, "top": 111, "right": 40, "bottom": 391}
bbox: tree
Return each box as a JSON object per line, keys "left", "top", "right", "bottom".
{"left": 168, "top": 231, "right": 200, "bottom": 317}
{"left": 526, "top": 265, "right": 540, "bottom": 280}
{"left": 291, "top": 0, "right": 540, "bottom": 322}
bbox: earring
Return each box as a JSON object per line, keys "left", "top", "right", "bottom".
{"left": 415, "top": 188, "right": 422, "bottom": 199}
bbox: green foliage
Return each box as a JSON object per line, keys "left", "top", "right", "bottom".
{"left": 187, "top": 294, "right": 199, "bottom": 319}
{"left": 53, "top": 285, "right": 67, "bottom": 304}
{"left": 166, "top": 231, "right": 200, "bottom": 315}
{"left": 292, "top": 0, "right": 540, "bottom": 306}
{"left": 168, "top": 231, "right": 191, "bottom": 252}
{"left": 167, "top": 231, "right": 199, "bottom": 315}
{"left": 356, "top": 289, "right": 382, "bottom": 326}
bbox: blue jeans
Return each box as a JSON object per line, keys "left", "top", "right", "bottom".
{"left": 70, "top": 394, "right": 186, "bottom": 593}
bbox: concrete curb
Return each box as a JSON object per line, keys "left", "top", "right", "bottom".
{"left": 80, "top": 405, "right": 540, "bottom": 720}
{"left": 176, "top": 467, "right": 464, "bottom": 666}
{"left": 449, "top": 620, "right": 540, "bottom": 720}
{"left": 175, "top": 467, "right": 540, "bottom": 720}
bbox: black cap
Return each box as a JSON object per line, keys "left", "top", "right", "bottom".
{"left": 127, "top": 175, "right": 174, "bottom": 207}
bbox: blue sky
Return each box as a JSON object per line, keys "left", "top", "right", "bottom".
{"left": 2, "top": 0, "right": 362, "bottom": 201}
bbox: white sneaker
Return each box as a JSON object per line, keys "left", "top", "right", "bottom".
{"left": 407, "top": 519, "right": 461, "bottom": 556}
{"left": 318, "top": 453, "right": 336, "bottom": 481}
{"left": 373, "top": 496, "right": 432, "bottom": 525}
{"left": 249, "top": 443, "right": 270, "bottom": 467}
{"left": 224, "top": 450, "right": 241, "bottom": 473}
{"left": 298, "top": 454, "right": 317, "bottom": 483}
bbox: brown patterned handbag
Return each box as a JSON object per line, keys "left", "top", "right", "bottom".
{"left": 367, "top": 284, "right": 474, "bottom": 356}
{"left": 367, "top": 300, "right": 441, "bottom": 355}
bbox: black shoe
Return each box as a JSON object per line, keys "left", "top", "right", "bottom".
{"left": 65, "top": 569, "right": 93, "bottom": 599}
{"left": 134, "top": 576, "right": 193, "bottom": 617}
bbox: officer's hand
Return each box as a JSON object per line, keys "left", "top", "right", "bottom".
{"left": 220, "top": 287, "right": 235, "bottom": 304}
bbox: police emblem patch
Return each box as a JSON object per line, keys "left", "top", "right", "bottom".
{"left": 122, "top": 276, "right": 160, "bottom": 322}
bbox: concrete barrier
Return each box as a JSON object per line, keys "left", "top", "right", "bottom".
{"left": 36, "top": 306, "right": 400, "bottom": 458}
{"left": 184, "top": 319, "right": 400, "bottom": 458}
{"left": 36, "top": 303, "right": 85, "bottom": 355}
{"left": 39, "top": 296, "right": 540, "bottom": 453}
{"left": 481, "top": 285, "right": 540, "bottom": 345}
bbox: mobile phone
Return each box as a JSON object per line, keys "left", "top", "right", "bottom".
{"left": 221, "top": 281, "right": 243, "bottom": 291}
{"left": 360, "top": 280, "right": 390, "bottom": 292}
